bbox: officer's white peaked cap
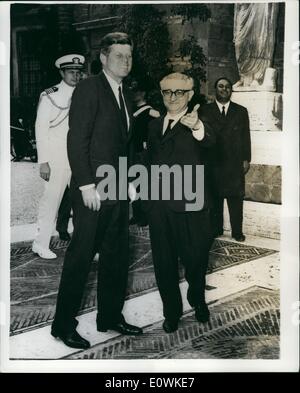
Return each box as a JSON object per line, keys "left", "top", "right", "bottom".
{"left": 55, "top": 54, "right": 85, "bottom": 70}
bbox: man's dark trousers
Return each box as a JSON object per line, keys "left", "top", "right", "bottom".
{"left": 148, "top": 201, "right": 213, "bottom": 323}
{"left": 56, "top": 186, "right": 72, "bottom": 234}
{"left": 52, "top": 188, "right": 129, "bottom": 335}
{"left": 213, "top": 196, "right": 243, "bottom": 237}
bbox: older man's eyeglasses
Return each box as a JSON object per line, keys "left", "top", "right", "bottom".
{"left": 161, "top": 89, "right": 191, "bottom": 98}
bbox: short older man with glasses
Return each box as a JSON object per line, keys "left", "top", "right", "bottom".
{"left": 145, "top": 72, "right": 215, "bottom": 333}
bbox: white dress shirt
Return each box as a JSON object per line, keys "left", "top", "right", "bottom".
{"left": 216, "top": 100, "right": 230, "bottom": 116}
{"left": 103, "top": 70, "right": 130, "bottom": 128}
{"left": 163, "top": 108, "right": 205, "bottom": 141}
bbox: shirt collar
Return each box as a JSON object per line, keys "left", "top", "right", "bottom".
{"left": 60, "top": 79, "right": 75, "bottom": 92}
{"left": 164, "top": 108, "right": 188, "bottom": 129}
{"left": 163, "top": 108, "right": 188, "bottom": 133}
{"left": 103, "top": 70, "right": 129, "bottom": 127}
{"left": 215, "top": 100, "right": 230, "bottom": 114}
{"left": 103, "top": 69, "right": 123, "bottom": 91}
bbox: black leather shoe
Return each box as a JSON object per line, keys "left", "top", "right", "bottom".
{"left": 233, "top": 234, "right": 246, "bottom": 242}
{"left": 162, "top": 319, "right": 179, "bottom": 333}
{"left": 51, "top": 329, "right": 90, "bottom": 349}
{"left": 195, "top": 303, "right": 210, "bottom": 323}
{"left": 97, "top": 321, "right": 143, "bottom": 335}
{"left": 59, "top": 231, "right": 71, "bottom": 241}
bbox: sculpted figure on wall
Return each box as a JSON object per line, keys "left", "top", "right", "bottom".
{"left": 233, "top": 3, "right": 279, "bottom": 91}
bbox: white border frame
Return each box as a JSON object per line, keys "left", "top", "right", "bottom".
{"left": 1, "top": 0, "right": 299, "bottom": 373}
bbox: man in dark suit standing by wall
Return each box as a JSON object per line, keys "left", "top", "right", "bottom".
{"left": 200, "top": 77, "right": 251, "bottom": 242}
{"left": 51, "top": 32, "right": 142, "bottom": 350}
{"left": 146, "top": 72, "right": 215, "bottom": 333}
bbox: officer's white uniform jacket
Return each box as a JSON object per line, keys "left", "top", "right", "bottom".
{"left": 35, "top": 80, "right": 75, "bottom": 169}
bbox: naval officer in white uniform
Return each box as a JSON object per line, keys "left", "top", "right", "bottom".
{"left": 32, "top": 54, "right": 85, "bottom": 259}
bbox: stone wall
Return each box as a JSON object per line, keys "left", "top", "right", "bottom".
{"left": 231, "top": 92, "right": 283, "bottom": 132}
{"left": 73, "top": 4, "right": 89, "bottom": 23}
{"left": 205, "top": 3, "right": 238, "bottom": 97}
{"left": 231, "top": 90, "right": 283, "bottom": 237}
{"left": 231, "top": 89, "right": 282, "bottom": 207}
{"left": 245, "top": 165, "right": 281, "bottom": 204}
{"left": 224, "top": 201, "right": 281, "bottom": 239}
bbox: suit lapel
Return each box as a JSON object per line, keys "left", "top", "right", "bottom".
{"left": 123, "top": 87, "right": 133, "bottom": 141}
{"left": 99, "top": 73, "right": 130, "bottom": 139}
{"left": 152, "top": 117, "right": 164, "bottom": 141}
{"left": 99, "top": 72, "right": 120, "bottom": 112}
{"left": 160, "top": 119, "right": 183, "bottom": 145}
{"left": 225, "top": 101, "right": 237, "bottom": 124}
{"left": 212, "top": 101, "right": 222, "bottom": 119}
{"left": 212, "top": 101, "right": 238, "bottom": 126}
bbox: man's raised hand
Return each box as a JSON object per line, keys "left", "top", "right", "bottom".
{"left": 180, "top": 104, "right": 201, "bottom": 129}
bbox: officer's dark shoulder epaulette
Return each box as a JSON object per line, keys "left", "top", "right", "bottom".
{"left": 42, "top": 86, "right": 59, "bottom": 95}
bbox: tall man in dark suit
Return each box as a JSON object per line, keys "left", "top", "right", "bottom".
{"left": 51, "top": 32, "right": 142, "bottom": 350}
{"left": 200, "top": 77, "right": 251, "bottom": 242}
{"left": 146, "top": 73, "right": 215, "bottom": 333}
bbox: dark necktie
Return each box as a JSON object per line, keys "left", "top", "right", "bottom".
{"left": 118, "top": 86, "right": 128, "bottom": 131}
{"left": 221, "top": 106, "right": 226, "bottom": 117}
{"left": 162, "top": 119, "right": 173, "bottom": 139}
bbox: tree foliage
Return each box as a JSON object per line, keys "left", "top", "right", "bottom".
{"left": 111, "top": 4, "right": 211, "bottom": 108}
{"left": 170, "top": 4, "right": 211, "bottom": 24}
{"left": 116, "top": 5, "right": 171, "bottom": 85}
{"left": 180, "top": 35, "right": 207, "bottom": 82}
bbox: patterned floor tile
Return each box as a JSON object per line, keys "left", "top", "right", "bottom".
{"left": 10, "top": 228, "right": 276, "bottom": 334}
{"left": 66, "top": 286, "right": 279, "bottom": 360}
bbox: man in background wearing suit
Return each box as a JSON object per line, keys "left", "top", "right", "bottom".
{"left": 51, "top": 32, "right": 142, "bottom": 350}
{"left": 146, "top": 73, "right": 215, "bottom": 333}
{"left": 200, "top": 77, "right": 251, "bottom": 242}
